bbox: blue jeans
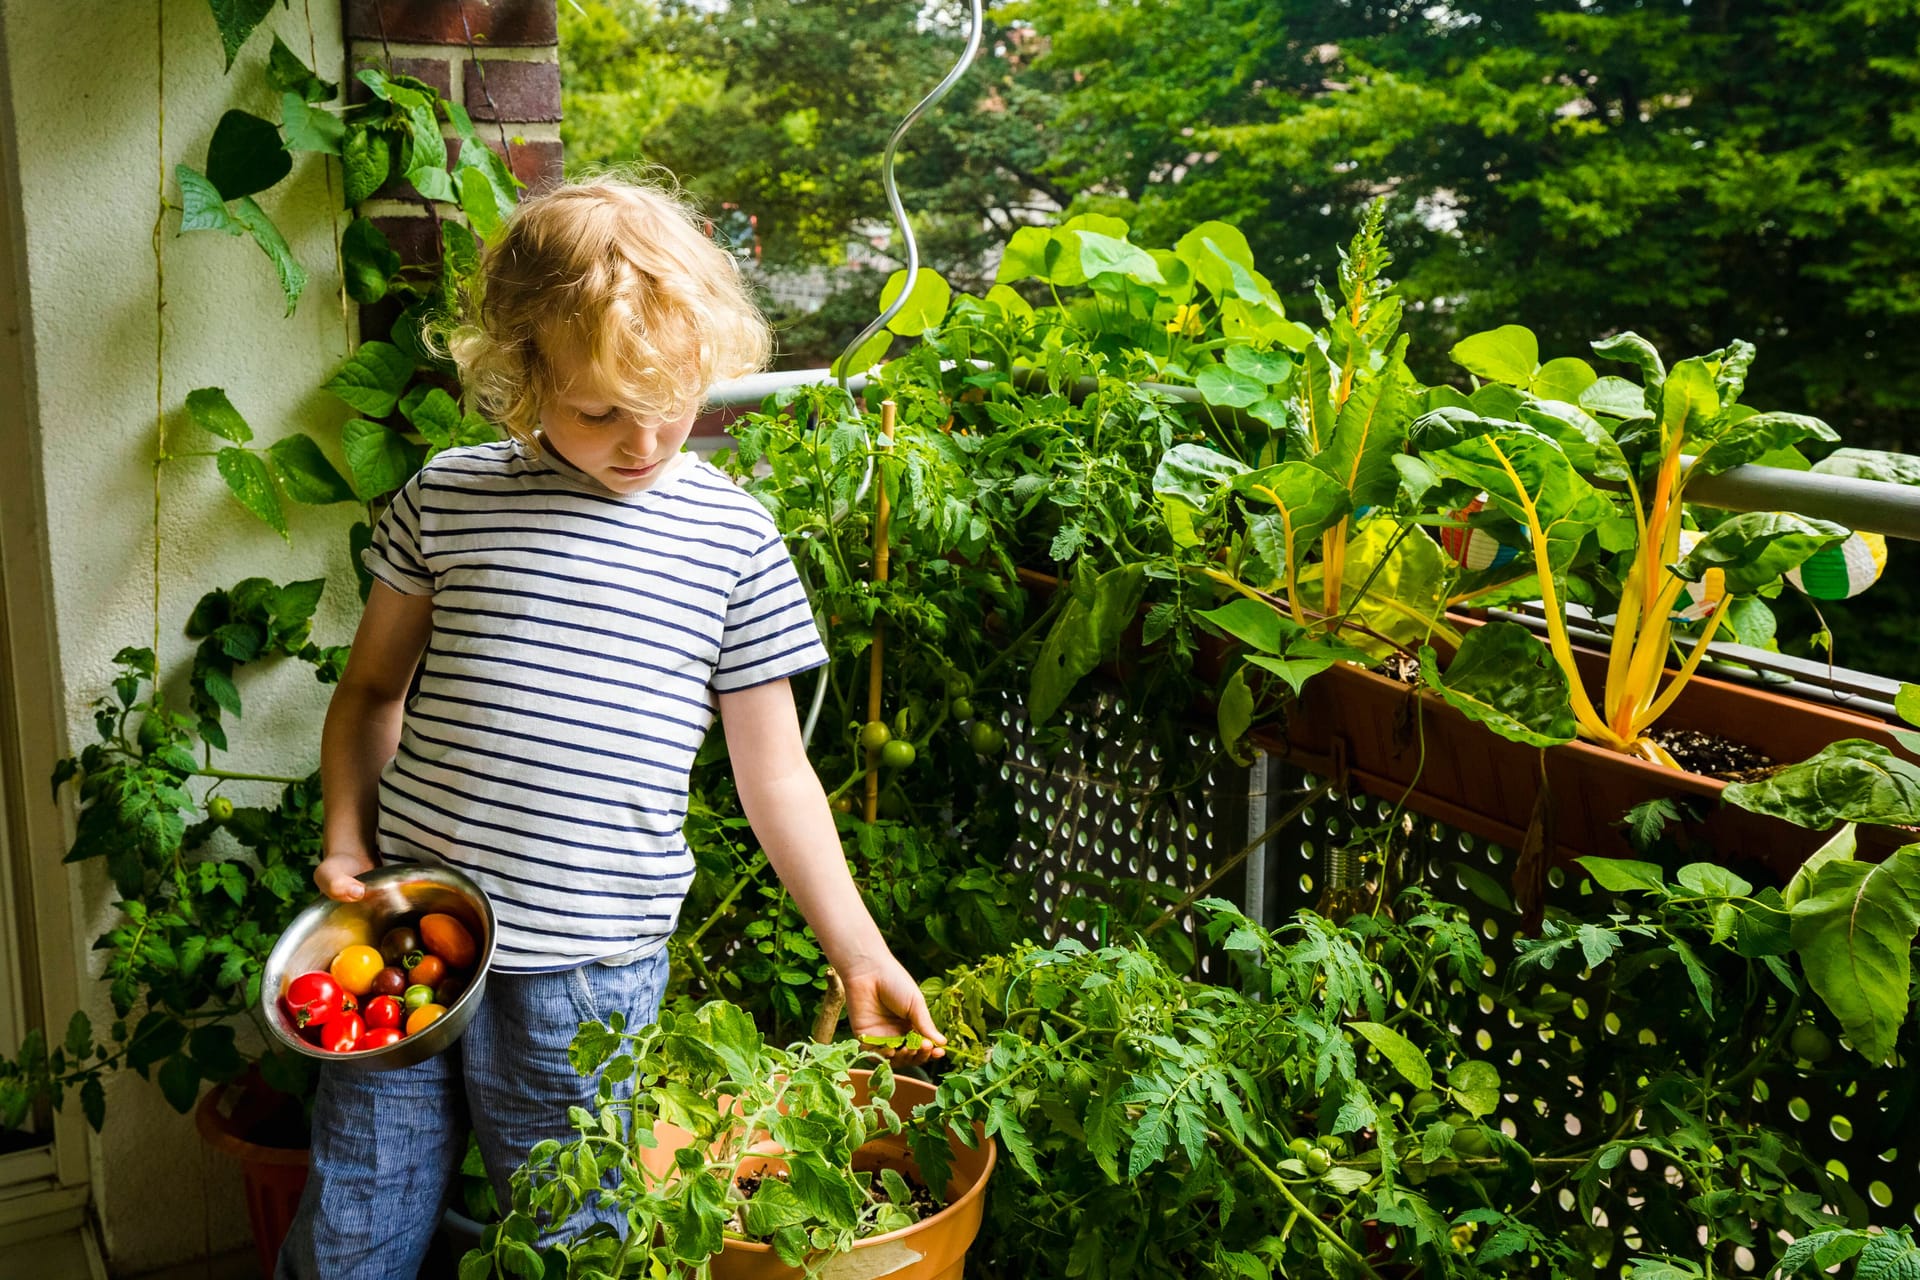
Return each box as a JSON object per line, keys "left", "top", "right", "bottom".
{"left": 275, "top": 949, "right": 670, "bottom": 1280}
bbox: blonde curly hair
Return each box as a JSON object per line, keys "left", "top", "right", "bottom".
{"left": 437, "top": 172, "right": 772, "bottom": 445}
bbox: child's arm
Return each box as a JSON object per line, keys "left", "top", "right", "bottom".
{"left": 719, "top": 677, "right": 947, "bottom": 1065}
{"left": 313, "top": 582, "right": 435, "bottom": 902}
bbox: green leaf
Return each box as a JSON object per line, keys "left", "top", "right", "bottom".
{"left": 324, "top": 342, "right": 413, "bottom": 417}
{"left": 878, "top": 268, "right": 952, "bottom": 337}
{"left": 1446, "top": 1060, "right": 1500, "bottom": 1118}
{"left": 1576, "top": 857, "right": 1668, "bottom": 895}
{"left": 1578, "top": 376, "right": 1650, "bottom": 420}
{"left": 1785, "top": 824, "right": 1857, "bottom": 911}
{"left": 267, "top": 434, "right": 355, "bottom": 504}
{"left": 1175, "top": 222, "right": 1260, "bottom": 299}
{"left": 1677, "top": 511, "right": 1850, "bottom": 595}
{"left": 1233, "top": 463, "right": 1351, "bottom": 580}
{"left": 1590, "top": 331, "right": 1666, "bottom": 388}
{"left": 1245, "top": 648, "right": 1357, "bottom": 696}
{"left": 1195, "top": 363, "right": 1268, "bottom": 409}
{"left": 1517, "top": 401, "right": 1630, "bottom": 481}
{"left": 1217, "top": 667, "right": 1254, "bottom": 763}
{"left": 1421, "top": 623, "right": 1575, "bottom": 748}
{"left": 216, "top": 448, "right": 288, "bottom": 540}
{"left": 409, "top": 388, "right": 464, "bottom": 454}
{"left": 157, "top": 1053, "right": 202, "bottom": 1113}
{"left": 1225, "top": 344, "right": 1293, "bottom": 384}
{"left": 1348, "top": 1020, "right": 1432, "bottom": 1090}
{"left": 1313, "top": 360, "right": 1409, "bottom": 509}
{"left": 1659, "top": 357, "right": 1720, "bottom": 439}
{"left": 185, "top": 388, "right": 253, "bottom": 443}
{"left": 1531, "top": 357, "right": 1597, "bottom": 403}
{"left": 455, "top": 167, "right": 505, "bottom": 240}
{"left": 1723, "top": 739, "right": 1920, "bottom": 829}
{"left": 341, "top": 125, "right": 391, "bottom": 207}
{"left": 1452, "top": 326, "right": 1538, "bottom": 386}
{"left": 402, "top": 103, "right": 456, "bottom": 203}
{"left": 1197, "top": 598, "right": 1293, "bottom": 656}
{"left": 829, "top": 328, "right": 892, "bottom": 379}
{"left": 206, "top": 0, "right": 275, "bottom": 71}
{"left": 280, "top": 93, "right": 343, "bottom": 155}
{"left": 1151, "top": 443, "right": 1247, "bottom": 507}
{"left": 1688, "top": 411, "right": 1837, "bottom": 477}
{"left": 1030, "top": 565, "right": 1147, "bottom": 725}
{"left": 176, "top": 166, "right": 240, "bottom": 235}
{"left": 266, "top": 35, "right": 337, "bottom": 102}
{"left": 1425, "top": 427, "right": 1608, "bottom": 568}
{"left": 205, "top": 110, "right": 292, "bottom": 200}
{"left": 1788, "top": 846, "right": 1920, "bottom": 1064}
{"left": 1812, "top": 448, "right": 1920, "bottom": 486}
{"left": 1076, "top": 229, "right": 1162, "bottom": 283}
{"left": 80, "top": 1077, "right": 105, "bottom": 1131}
{"left": 341, "top": 420, "right": 424, "bottom": 500}
{"left": 1675, "top": 863, "right": 1752, "bottom": 899}
{"left": 232, "top": 198, "right": 308, "bottom": 315}
{"left": 64, "top": 1011, "right": 92, "bottom": 1060}
{"left": 995, "top": 226, "right": 1055, "bottom": 284}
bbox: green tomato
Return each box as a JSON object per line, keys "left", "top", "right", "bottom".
{"left": 1447, "top": 1115, "right": 1491, "bottom": 1157}
{"left": 944, "top": 671, "right": 973, "bottom": 697}
{"left": 207, "top": 795, "right": 235, "bottom": 823}
{"left": 949, "top": 696, "right": 975, "bottom": 721}
{"left": 1287, "top": 1136, "right": 1312, "bottom": 1158}
{"left": 403, "top": 984, "right": 435, "bottom": 1012}
{"left": 879, "top": 739, "right": 917, "bottom": 769}
{"left": 968, "top": 721, "right": 1005, "bottom": 756}
{"left": 859, "top": 720, "right": 892, "bottom": 751}
{"left": 1304, "top": 1147, "right": 1334, "bottom": 1175}
{"left": 1322, "top": 1134, "right": 1347, "bottom": 1157}
{"left": 1789, "top": 1023, "right": 1834, "bottom": 1064}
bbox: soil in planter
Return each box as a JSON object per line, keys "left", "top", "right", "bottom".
{"left": 1375, "top": 653, "right": 1421, "bottom": 684}
{"left": 734, "top": 1167, "right": 941, "bottom": 1234}
{"left": 1647, "top": 728, "right": 1774, "bottom": 780}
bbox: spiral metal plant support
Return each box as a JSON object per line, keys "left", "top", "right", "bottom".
{"left": 799, "top": 0, "right": 986, "bottom": 747}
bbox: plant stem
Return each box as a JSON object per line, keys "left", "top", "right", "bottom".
{"left": 1217, "top": 1127, "right": 1385, "bottom": 1279}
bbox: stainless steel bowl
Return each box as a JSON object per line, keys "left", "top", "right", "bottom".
{"left": 261, "top": 863, "right": 497, "bottom": 1072}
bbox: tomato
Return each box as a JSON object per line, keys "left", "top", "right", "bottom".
{"left": 363, "top": 995, "right": 403, "bottom": 1030}
{"left": 436, "top": 976, "right": 466, "bottom": 1007}
{"left": 1447, "top": 1114, "right": 1492, "bottom": 1157}
{"left": 405, "top": 1003, "right": 447, "bottom": 1036}
{"left": 879, "top": 739, "right": 917, "bottom": 769}
{"left": 830, "top": 795, "right": 855, "bottom": 814}
{"left": 408, "top": 954, "right": 447, "bottom": 989}
{"left": 858, "top": 720, "right": 892, "bottom": 751}
{"left": 322, "top": 1014, "right": 365, "bottom": 1053}
{"left": 419, "top": 914, "right": 478, "bottom": 969}
{"left": 1789, "top": 1024, "right": 1834, "bottom": 1064}
{"left": 948, "top": 696, "right": 974, "bottom": 721}
{"left": 283, "top": 971, "right": 347, "bottom": 1029}
{"left": 968, "top": 721, "right": 1005, "bottom": 756}
{"left": 207, "top": 795, "right": 235, "bottom": 823}
{"left": 944, "top": 671, "right": 972, "bottom": 697}
{"left": 358, "top": 1027, "right": 403, "bottom": 1051}
{"left": 1304, "top": 1147, "right": 1334, "bottom": 1175}
{"left": 403, "top": 984, "right": 436, "bottom": 1012}
{"left": 370, "top": 966, "right": 407, "bottom": 998}
{"left": 330, "top": 945, "right": 385, "bottom": 997}
{"left": 1287, "top": 1137, "right": 1312, "bottom": 1158}
{"left": 379, "top": 926, "right": 422, "bottom": 968}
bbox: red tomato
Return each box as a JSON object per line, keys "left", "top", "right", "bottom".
{"left": 358, "top": 1027, "right": 403, "bottom": 1051}
{"left": 284, "top": 971, "right": 346, "bottom": 1029}
{"left": 322, "top": 1014, "right": 365, "bottom": 1053}
{"left": 420, "top": 914, "right": 478, "bottom": 968}
{"left": 363, "top": 995, "right": 403, "bottom": 1030}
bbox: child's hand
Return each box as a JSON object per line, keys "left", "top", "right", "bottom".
{"left": 842, "top": 957, "right": 947, "bottom": 1066}
{"left": 314, "top": 848, "right": 376, "bottom": 902}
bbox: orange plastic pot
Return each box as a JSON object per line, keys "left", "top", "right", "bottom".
{"left": 194, "top": 1071, "right": 311, "bottom": 1279}
{"left": 638, "top": 1069, "right": 996, "bottom": 1280}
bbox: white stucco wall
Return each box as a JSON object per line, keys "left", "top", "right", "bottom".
{"left": 6, "top": 1, "right": 359, "bottom": 1271}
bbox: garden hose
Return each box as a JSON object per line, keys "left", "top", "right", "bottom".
{"left": 798, "top": 0, "right": 986, "bottom": 748}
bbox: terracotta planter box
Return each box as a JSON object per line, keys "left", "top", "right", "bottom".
{"left": 1254, "top": 638, "right": 1905, "bottom": 884}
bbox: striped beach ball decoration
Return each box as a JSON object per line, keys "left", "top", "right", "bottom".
{"left": 1673, "top": 529, "right": 1727, "bottom": 622}
{"left": 1439, "top": 494, "right": 1520, "bottom": 572}
{"left": 1787, "top": 530, "right": 1888, "bottom": 600}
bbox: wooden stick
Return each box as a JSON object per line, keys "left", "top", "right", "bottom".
{"left": 863, "top": 401, "right": 897, "bottom": 824}
{"left": 812, "top": 967, "right": 848, "bottom": 1044}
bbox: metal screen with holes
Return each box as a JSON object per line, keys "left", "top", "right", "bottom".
{"left": 995, "top": 716, "right": 1920, "bottom": 1265}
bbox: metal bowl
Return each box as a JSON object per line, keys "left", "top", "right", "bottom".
{"left": 261, "top": 863, "right": 497, "bottom": 1072}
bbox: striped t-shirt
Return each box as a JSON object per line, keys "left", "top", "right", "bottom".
{"left": 361, "top": 436, "right": 827, "bottom": 973}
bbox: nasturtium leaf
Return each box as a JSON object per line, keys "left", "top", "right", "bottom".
{"left": 206, "top": 109, "right": 292, "bottom": 200}
{"left": 280, "top": 93, "right": 343, "bottom": 155}
{"left": 232, "top": 198, "right": 308, "bottom": 315}
{"left": 1349, "top": 1020, "right": 1433, "bottom": 1090}
{"left": 1451, "top": 325, "right": 1539, "bottom": 387}
{"left": 266, "top": 34, "right": 338, "bottom": 102}
{"left": 341, "top": 420, "right": 424, "bottom": 501}
{"left": 1196, "top": 363, "right": 1266, "bottom": 408}
{"left": 176, "top": 166, "right": 240, "bottom": 235}
{"left": 1420, "top": 622, "right": 1576, "bottom": 748}
{"left": 983, "top": 283, "right": 1033, "bottom": 319}
{"left": 340, "top": 217, "right": 400, "bottom": 304}
{"left": 341, "top": 125, "right": 391, "bottom": 207}
{"left": 1174, "top": 221, "right": 1258, "bottom": 297}
{"left": 1578, "top": 375, "right": 1650, "bottom": 420}
{"left": 1897, "top": 682, "right": 1920, "bottom": 728}
{"left": 1224, "top": 344, "right": 1292, "bottom": 384}
{"left": 1575, "top": 857, "right": 1668, "bottom": 895}
{"left": 1675, "top": 511, "right": 1850, "bottom": 595}
{"left": 207, "top": 0, "right": 275, "bottom": 71}
{"left": 1687, "top": 411, "right": 1838, "bottom": 477}
{"left": 879, "top": 267, "right": 952, "bottom": 337}
{"left": 995, "top": 226, "right": 1055, "bottom": 284}
{"left": 324, "top": 342, "right": 413, "bottom": 417}
{"left": 1531, "top": 357, "right": 1597, "bottom": 403}
{"left": 216, "top": 447, "right": 288, "bottom": 540}
{"left": 1076, "top": 229, "right": 1162, "bottom": 284}
{"left": 1447, "top": 1060, "right": 1501, "bottom": 1118}
{"left": 1811, "top": 447, "right": 1920, "bottom": 486}
{"left": 1723, "top": 739, "right": 1920, "bottom": 829}
{"left": 185, "top": 387, "right": 253, "bottom": 443}
{"left": 1788, "top": 845, "right": 1920, "bottom": 1064}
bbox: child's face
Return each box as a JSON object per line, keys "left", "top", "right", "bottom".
{"left": 537, "top": 342, "right": 698, "bottom": 494}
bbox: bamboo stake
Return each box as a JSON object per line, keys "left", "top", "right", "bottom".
{"left": 863, "top": 401, "right": 897, "bottom": 824}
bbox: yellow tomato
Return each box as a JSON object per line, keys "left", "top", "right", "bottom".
{"left": 329, "top": 944, "right": 385, "bottom": 997}
{"left": 404, "top": 1003, "right": 447, "bottom": 1036}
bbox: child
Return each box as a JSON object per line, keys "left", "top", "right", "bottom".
{"left": 276, "top": 175, "right": 944, "bottom": 1280}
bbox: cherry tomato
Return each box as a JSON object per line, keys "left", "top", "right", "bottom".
{"left": 949, "top": 696, "right": 975, "bottom": 721}
{"left": 403, "top": 984, "right": 436, "bottom": 1012}
{"left": 408, "top": 954, "right": 446, "bottom": 989}
{"left": 405, "top": 1003, "right": 447, "bottom": 1036}
{"left": 1790, "top": 1024, "right": 1834, "bottom": 1063}
{"left": 370, "top": 966, "right": 407, "bottom": 998}
{"left": 879, "top": 739, "right": 917, "bottom": 769}
{"left": 859, "top": 720, "right": 891, "bottom": 750}
{"left": 283, "top": 971, "right": 346, "bottom": 1029}
{"left": 1305, "top": 1147, "right": 1334, "bottom": 1175}
{"left": 322, "top": 1013, "right": 365, "bottom": 1053}
{"left": 363, "top": 995, "right": 403, "bottom": 1030}
{"left": 420, "top": 914, "right": 477, "bottom": 969}
{"left": 435, "top": 976, "right": 466, "bottom": 1007}
{"left": 329, "top": 944, "right": 385, "bottom": 997}
{"left": 379, "top": 925, "right": 422, "bottom": 968}
{"left": 358, "top": 1027, "right": 403, "bottom": 1051}
{"left": 207, "top": 795, "right": 235, "bottom": 823}
{"left": 968, "top": 721, "right": 1005, "bottom": 756}
{"left": 830, "top": 795, "right": 855, "bottom": 814}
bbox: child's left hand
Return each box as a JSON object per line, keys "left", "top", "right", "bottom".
{"left": 841, "top": 957, "right": 947, "bottom": 1066}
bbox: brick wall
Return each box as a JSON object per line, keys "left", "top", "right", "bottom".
{"left": 344, "top": 0, "right": 563, "bottom": 337}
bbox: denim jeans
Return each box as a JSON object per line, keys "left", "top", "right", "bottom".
{"left": 275, "top": 948, "right": 670, "bottom": 1280}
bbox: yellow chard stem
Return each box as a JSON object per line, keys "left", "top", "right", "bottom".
{"left": 1604, "top": 553, "right": 1645, "bottom": 724}
{"left": 1322, "top": 521, "right": 1349, "bottom": 615}
{"left": 1631, "top": 597, "right": 1731, "bottom": 738}
{"left": 1250, "top": 484, "right": 1310, "bottom": 628}
{"left": 1615, "top": 573, "right": 1688, "bottom": 741}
